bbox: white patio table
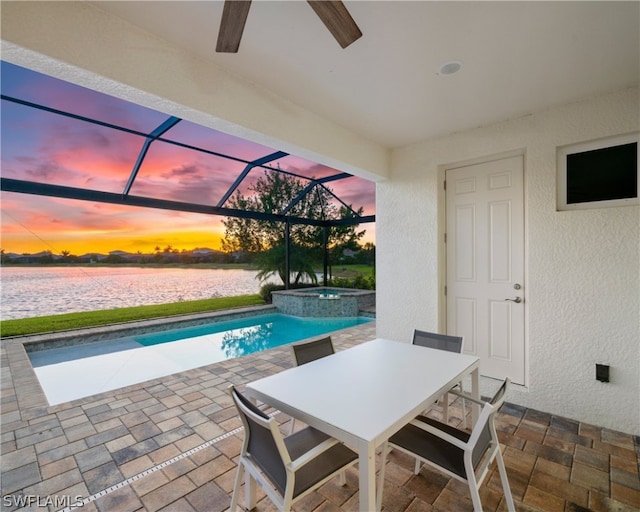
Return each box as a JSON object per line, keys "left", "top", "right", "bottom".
{"left": 245, "top": 337, "right": 480, "bottom": 512}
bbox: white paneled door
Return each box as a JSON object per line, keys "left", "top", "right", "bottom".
{"left": 446, "top": 156, "right": 525, "bottom": 384}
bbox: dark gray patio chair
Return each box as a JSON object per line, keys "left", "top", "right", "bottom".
{"left": 290, "top": 335, "right": 335, "bottom": 366}
{"left": 377, "top": 378, "right": 515, "bottom": 512}
{"left": 228, "top": 385, "right": 357, "bottom": 512}
{"left": 288, "top": 336, "right": 335, "bottom": 433}
{"left": 413, "top": 329, "right": 463, "bottom": 353}
{"left": 413, "top": 329, "right": 467, "bottom": 433}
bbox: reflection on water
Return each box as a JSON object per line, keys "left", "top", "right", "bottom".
{"left": 218, "top": 314, "right": 372, "bottom": 359}
{"left": 221, "top": 323, "right": 275, "bottom": 358}
{"left": 1, "top": 266, "right": 268, "bottom": 320}
{"left": 134, "top": 313, "right": 372, "bottom": 360}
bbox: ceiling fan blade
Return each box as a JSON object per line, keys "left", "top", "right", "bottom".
{"left": 216, "top": 0, "right": 252, "bottom": 53}
{"left": 307, "top": 1, "right": 362, "bottom": 49}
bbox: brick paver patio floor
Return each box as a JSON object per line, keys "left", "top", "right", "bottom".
{"left": 2, "top": 314, "right": 639, "bottom": 511}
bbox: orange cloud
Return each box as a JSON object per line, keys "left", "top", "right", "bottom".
{"left": 1, "top": 193, "right": 227, "bottom": 255}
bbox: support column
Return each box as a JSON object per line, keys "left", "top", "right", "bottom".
{"left": 285, "top": 220, "right": 291, "bottom": 290}
{"left": 323, "top": 226, "right": 329, "bottom": 286}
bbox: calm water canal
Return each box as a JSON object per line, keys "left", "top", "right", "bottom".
{"left": 1, "top": 267, "right": 267, "bottom": 320}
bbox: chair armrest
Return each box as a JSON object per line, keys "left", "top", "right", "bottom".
{"left": 409, "top": 418, "right": 468, "bottom": 451}
{"left": 288, "top": 438, "right": 340, "bottom": 471}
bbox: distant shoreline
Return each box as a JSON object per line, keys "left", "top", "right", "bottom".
{"left": 0, "top": 263, "right": 372, "bottom": 278}
{"left": 0, "top": 262, "right": 257, "bottom": 270}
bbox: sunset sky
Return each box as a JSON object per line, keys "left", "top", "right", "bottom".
{"left": 1, "top": 61, "right": 375, "bottom": 256}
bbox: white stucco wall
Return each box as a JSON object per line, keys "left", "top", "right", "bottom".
{"left": 377, "top": 87, "right": 640, "bottom": 434}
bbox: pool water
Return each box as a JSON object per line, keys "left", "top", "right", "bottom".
{"left": 28, "top": 313, "right": 373, "bottom": 405}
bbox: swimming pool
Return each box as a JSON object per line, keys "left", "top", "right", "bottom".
{"left": 28, "top": 313, "right": 373, "bottom": 405}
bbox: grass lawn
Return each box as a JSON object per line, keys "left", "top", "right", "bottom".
{"left": 329, "top": 264, "right": 373, "bottom": 276}
{"left": 0, "top": 295, "right": 266, "bottom": 337}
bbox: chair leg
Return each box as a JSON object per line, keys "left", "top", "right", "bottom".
{"left": 442, "top": 392, "right": 449, "bottom": 424}
{"left": 467, "top": 472, "right": 483, "bottom": 512}
{"left": 338, "top": 470, "right": 346, "bottom": 486}
{"left": 495, "top": 448, "right": 516, "bottom": 511}
{"left": 245, "top": 467, "right": 257, "bottom": 511}
{"left": 461, "top": 399, "right": 467, "bottom": 429}
{"left": 414, "top": 457, "right": 421, "bottom": 475}
{"left": 283, "top": 483, "right": 295, "bottom": 512}
{"left": 289, "top": 417, "right": 296, "bottom": 435}
{"left": 229, "top": 462, "right": 244, "bottom": 512}
{"left": 459, "top": 381, "right": 466, "bottom": 429}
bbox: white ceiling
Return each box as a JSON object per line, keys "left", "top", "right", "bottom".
{"left": 91, "top": 1, "right": 638, "bottom": 149}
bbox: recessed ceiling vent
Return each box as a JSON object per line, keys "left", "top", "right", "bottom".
{"left": 437, "top": 61, "right": 462, "bottom": 75}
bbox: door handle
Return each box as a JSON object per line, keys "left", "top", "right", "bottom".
{"left": 505, "top": 297, "right": 522, "bottom": 304}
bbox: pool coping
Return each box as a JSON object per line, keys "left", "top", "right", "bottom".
{"left": 19, "top": 305, "right": 279, "bottom": 353}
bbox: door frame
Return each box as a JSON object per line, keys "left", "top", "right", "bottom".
{"left": 438, "top": 149, "right": 529, "bottom": 388}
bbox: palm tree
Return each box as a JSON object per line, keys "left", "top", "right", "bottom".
{"left": 255, "top": 243, "right": 318, "bottom": 285}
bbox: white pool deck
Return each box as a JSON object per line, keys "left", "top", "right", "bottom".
{"left": 30, "top": 332, "right": 235, "bottom": 405}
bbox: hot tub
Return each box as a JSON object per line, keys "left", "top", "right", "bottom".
{"left": 271, "top": 287, "right": 375, "bottom": 317}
